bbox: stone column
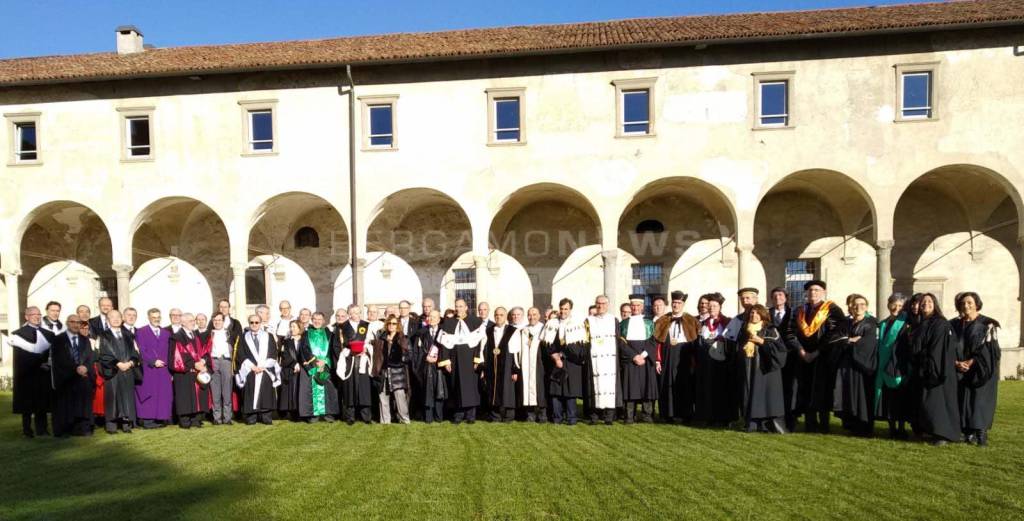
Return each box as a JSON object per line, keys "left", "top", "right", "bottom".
{"left": 736, "top": 243, "right": 754, "bottom": 313}
{"left": 601, "top": 249, "right": 619, "bottom": 305}
{"left": 231, "top": 263, "right": 247, "bottom": 317}
{"left": 353, "top": 257, "right": 366, "bottom": 306}
{"left": 112, "top": 264, "right": 133, "bottom": 310}
{"left": 876, "top": 240, "right": 894, "bottom": 319}
{"left": 473, "top": 255, "right": 489, "bottom": 306}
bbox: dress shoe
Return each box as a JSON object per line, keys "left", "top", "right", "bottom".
{"left": 977, "top": 430, "right": 989, "bottom": 447}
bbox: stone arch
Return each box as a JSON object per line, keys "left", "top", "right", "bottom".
{"left": 248, "top": 191, "right": 349, "bottom": 313}
{"left": 753, "top": 169, "right": 877, "bottom": 302}
{"left": 26, "top": 261, "right": 102, "bottom": 316}
{"left": 366, "top": 188, "right": 472, "bottom": 305}
{"left": 617, "top": 177, "right": 738, "bottom": 309}
{"left": 893, "top": 164, "right": 1021, "bottom": 347}
{"left": 132, "top": 197, "right": 231, "bottom": 311}
{"left": 489, "top": 183, "right": 601, "bottom": 307}
{"left": 17, "top": 200, "right": 115, "bottom": 309}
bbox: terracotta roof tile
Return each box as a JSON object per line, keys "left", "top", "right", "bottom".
{"left": 1, "top": 0, "right": 1022, "bottom": 86}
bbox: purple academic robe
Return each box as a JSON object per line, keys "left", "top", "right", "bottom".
{"left": 134, "top": 326, "right": 173, "bottom": 421}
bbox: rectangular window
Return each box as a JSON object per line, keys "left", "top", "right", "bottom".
{"left": 237, "top": 99, "right": 277, "bottom": 155}
{"left": 613, "top": 78, "right": 656, "bottom": 138}
{"left": 759, "top": 81, "right": 788, "bottom": 127}
{"left": 15, "top": 122, "right": 37, "bottom": 161}
{"left": 901, "top": 72, "right": 931, "bottom": 119}
{"left": 494, "top": 98, "right": 521, "bottom": 142}
{"left": 368, "top": 104, "right": 394, "bottom": 147}
{"left": 453, "top": 268, "right": 477, "bottom": 312}
{"left": 622, "top": 89, "right": 650, "bottom": 135}
{"left": 631, "top": 262, "right": 663, "bottom": 317}
{"left": 245, "top": 266, "right": 266, "bottom": 305}
{"left": 486, "top": 87, "right": 526, "bottom": 145}
{"left": 248, "top": 110, "right": 274, "bottom": 151}
{"left": 125, "top": 116, "right": 151, "bottom": 157}
{"left": 784, "top": 259, "right": 818, "bottom": 303}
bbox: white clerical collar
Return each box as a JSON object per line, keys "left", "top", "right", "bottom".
{"left": 348, "top": 319, "right": 360, "bottom": 327}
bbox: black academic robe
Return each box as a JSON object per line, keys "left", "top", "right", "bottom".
{"left": 297, "top": 330, "right": 341, "bottom": 417}
{"left": 618, "top": 319, "right": 658, "bottom": 402}
{"left": 832, "top": 316, "right": 878, "bottom": 426}
{"left": 410, "top": 326, "right": 447, "bottom": 404}
{"left": 543, "top": 322, "right": 585, "bottom": 399}
{"left": 735, "top": 323, "right": 788, "bottom": 421}
{"left": 87, "top": 315, "right": 109, "bottom": 339}
{"left": 11, "top": 325, "right": 55, "bottom": 415}
{"left": 914, "top": 316, "right": 961, "bottom": 442}
{"left": 338, "top": 321, "right": 373, "bottom": 407}
{"left": 278, "top": 337, "right": 301, "bottom": 412}
{"left": 238, "top": 332, "right": 279, "bottom": 414}
{"left": 785, "top": 301, "right": 847, "bottom": 413}
{"left": 484, "top": 323, "right": 518, "bottom": 408}
{"left": 772, "top": 306, "right": 801, "bottom": 417}
{"left": 439, "top": 316, "right": 483, "bottom": 408}
{"left": 952, "top": 315, "right": 1000, "bottom": 431}
{"left": 169, "top": 329, "right": 211, "bottom": 416}
{"left": 97, "top": 328, "right": 141, "bottom": 422}
{"left": 655, "top": 314, "right": 700, "bottom": 420}
{"left": 50, "top": 332, "right": 95, "bottom": 435}
{"left": 694, "top": 317, "right": 735, "bottom": 424}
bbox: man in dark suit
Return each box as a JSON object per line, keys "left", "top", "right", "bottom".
{"left": 8, "top": 306, "right": 56, "bottom": 437}
{"left": 398, "top": 300, "right": 419, "bottom": 337}
{"left": 50, "top": 315, "right": 95, "bottom": 437}
{"left": 87, "top": 296, "right": 115, "bottom": 338}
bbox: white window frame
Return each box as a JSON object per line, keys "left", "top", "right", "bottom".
{"left": 895, "top": 62, "right": 939, "bottom": 122}
{"left": 5, "top": 111, "right": 41, "bottom": 166}
{"left": 752, "top": 71, "right": 795, "bottom": 130}
{"left": 359, "top": 94, "right": 399, "bottom": 151}
{"left": 612, "top": 77, "right": 657, "bottom": 138}
{"left": 486, "top": 87, "right": 526, "bottom": 146}
{"left": 116, "top": 106, "right": 155, "bottom": 161}
{"left": 238, "top": 99, "right": 278, "bottom": 155}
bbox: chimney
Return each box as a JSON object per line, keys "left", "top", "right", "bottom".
{"left": 116, "top": 25, "right": 144, "bottom": 55}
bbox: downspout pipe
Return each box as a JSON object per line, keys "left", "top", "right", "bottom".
{"left": 345, "top": 65, "right": 361, "bottom": 306}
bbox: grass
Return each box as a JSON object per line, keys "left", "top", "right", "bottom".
{"left": 1, "top": 383, "right": 1023, "bottom": 521}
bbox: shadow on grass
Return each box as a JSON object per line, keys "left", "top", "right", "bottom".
{"left": 0, "top": 394, "right": 254, "bottom": 521}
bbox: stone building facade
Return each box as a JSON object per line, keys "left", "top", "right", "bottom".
{"left": 1, "top": 1, "right": 1023, "bottom": 378}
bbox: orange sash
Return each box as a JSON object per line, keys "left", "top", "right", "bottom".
{"left": 797, "top": 301, "right": 833, "bottom": 338}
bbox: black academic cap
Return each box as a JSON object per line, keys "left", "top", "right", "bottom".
{"left": 804, "top": 280, "right": 827, "bottom": 291}
{"left": 628, "top": 294, "right": 645, "bottom": 302}
{"left": 737, "top": 287, "right": 759, "bottom": 296}
{"left": 670, "top": 290, "right": 687, "bottom": 302}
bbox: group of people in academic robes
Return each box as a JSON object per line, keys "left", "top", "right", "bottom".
{"left": 6, "top": 283, "right": 1002, "bottom": 446}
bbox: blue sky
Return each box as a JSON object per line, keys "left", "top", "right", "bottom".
{"left": 0, "top": 0, "right": 921, "bottom": 59}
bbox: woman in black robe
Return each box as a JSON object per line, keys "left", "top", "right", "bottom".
{"left": 832, "top": 294, "right": 877, "bottom": 437}
{"left": 695, "top": 293, "right": 735, "bottom": 427}
{"left": 952, "top": 292, "right": 1001, "bottom": 447}
{"left": 913, "top": 293, "right": 961, "bottom": 445}
{"left": 277, "top": 320, "right": 302, "bottom": 420}
{"left": 735, "top": 305, "right": 787, "bottom": 433}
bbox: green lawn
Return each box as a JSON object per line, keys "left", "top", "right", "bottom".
{"left": 1, "top": 384, "right": 1023, "bottom": 521}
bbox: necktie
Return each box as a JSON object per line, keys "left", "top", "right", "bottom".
{"left": 71, "top": 335, "right": 80, "bottom": 363}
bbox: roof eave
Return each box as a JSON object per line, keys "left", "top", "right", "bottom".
{"left": 1, "top": 18, "right": 1022, "bottom": 88}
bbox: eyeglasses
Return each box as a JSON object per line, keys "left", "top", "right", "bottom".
{"left": 249, "top": 321, "right": 260, "bottom": 325}
{"left": 386, "top": 322, "right": 399, "bottom": 326}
